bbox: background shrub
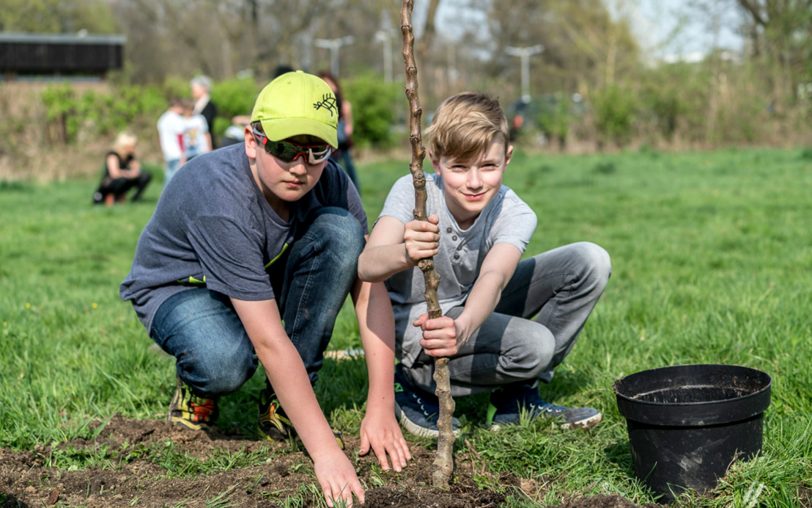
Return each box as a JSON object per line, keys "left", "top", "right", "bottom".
{"left": 591, "top": 84, "right": 638, "bottom": 147}
{"left": 535, "top": 93, "right": 572, "bottom": 148}
{"left": 41, "top": 84, "right": 166, "bottom": 145}
{"left": 344, "top": 73, "right": 401, "bottom": 149}
{"left": 41, "top": 85, "right": 80, "bottom": 144}
{"left": 210, "top": 78, "right": 261, "bottom": 127}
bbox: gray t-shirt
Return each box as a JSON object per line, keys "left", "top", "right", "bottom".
{"left": 378, "top": 173, "right": 536, "bottom": 365}
{"left": 120, "top": 144, "right": 367, "bottom": 331}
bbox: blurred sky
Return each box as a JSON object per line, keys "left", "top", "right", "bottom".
{"left": 428, "top": 0, "right": 745, "bottom": 63}
{"left": 634, "top": 0, "right": 744, "bottom": 62}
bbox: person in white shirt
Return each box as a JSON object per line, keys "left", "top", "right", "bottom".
{"left": 156, "top": 99, "right": 187, "bottom": 184}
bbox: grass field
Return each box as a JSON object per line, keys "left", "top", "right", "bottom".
{"left": 1, "top": 147, "right": 810, "bottom": 506}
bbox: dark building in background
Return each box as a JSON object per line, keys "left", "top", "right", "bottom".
{"left": 0, "top": 32, "right": 125, "bottom": 80}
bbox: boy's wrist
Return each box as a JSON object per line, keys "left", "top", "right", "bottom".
{"left": 307, "top": 435, "right": 349, "bottom": 463}
{"left": 365, "top": 394, "right": 395, "bottom": 414}
{"left": 455, "top": 314, "right": 473, "bottom": 344}
{"left": 402, "top": 243, "right": 414, "bottom": 267}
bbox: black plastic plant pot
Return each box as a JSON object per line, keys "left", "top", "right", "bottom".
{"left": 614, "top": 364, "right": 771, "bottom": 501}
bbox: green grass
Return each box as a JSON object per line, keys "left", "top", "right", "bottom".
{"left": 1, "top": 148, "right": 811, "bottom": 506}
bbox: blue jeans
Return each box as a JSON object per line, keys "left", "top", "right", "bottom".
{"left": 164, "top": 159, "right": 181, "bottom": 184}
{"left": 149, "top": 207, "right": 365, "bottom": 397}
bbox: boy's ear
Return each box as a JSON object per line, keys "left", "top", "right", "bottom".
{"left": 244, "top": 126, "right": 258, "bottom": 159}
{"left": 505, "top": 144, "right": 514, "bottom": 166}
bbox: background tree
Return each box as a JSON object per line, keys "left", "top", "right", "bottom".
{"left": 1, "top": 0, "right": 810, "bottom": 155}
{"left": 0, "top": 0, "right": 116, "bottom": 34}
{"left": 734, "top": 0, "right": 812, "bottom": 107}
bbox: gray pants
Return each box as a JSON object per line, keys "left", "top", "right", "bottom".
{"left": 403, "top": 242, "right": 611, "bottom": 397}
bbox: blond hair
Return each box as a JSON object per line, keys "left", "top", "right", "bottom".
{"left": 425, "top": 92, "right": 509, "bottom": 162}
{"left": 113, "top": 132, "right": 138, "bottom": 152}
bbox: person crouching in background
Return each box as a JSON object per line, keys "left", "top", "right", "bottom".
{"left": 92, "top": 132, "right": 151, "bottom": 206}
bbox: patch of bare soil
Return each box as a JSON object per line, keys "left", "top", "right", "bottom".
{"left": 798, "top": 486, "right": 811, "bottom": 506}
{"left": 0, "top": 416, "right": 644, "bottom": 507}
{"left": 558, "top": 495, "right": 649, "bottom": 508}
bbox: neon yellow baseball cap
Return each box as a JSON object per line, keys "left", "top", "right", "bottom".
{"left": 251, "top": 71, "right": 339, "bottom": 148}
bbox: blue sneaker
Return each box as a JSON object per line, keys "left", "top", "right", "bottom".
{"left": 487, "top": 383, "right": 602, "bottom": 431}
{"left": 394, "top": 368, "right": 460, "bottom": 438}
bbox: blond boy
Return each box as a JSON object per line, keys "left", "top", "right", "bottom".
{"left": 358, "top": 93, "right": 611, "bottom": 436}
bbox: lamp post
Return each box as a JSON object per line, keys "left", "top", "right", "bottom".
{"left": 506, "top": 44, "right": 544, "bottom": 103}
{"left": 315, "top": 36, "right": 354, "bottom": 77}
{"left": 375, "top": 30, "right": 393, "bottom": 83}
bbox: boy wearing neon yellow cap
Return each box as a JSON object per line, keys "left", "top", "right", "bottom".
{"left": 121, "top": 71, "right": 410, "bottom": 506}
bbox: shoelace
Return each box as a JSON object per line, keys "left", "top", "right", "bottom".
{"left": 410, "top": 393, "right": 439, "bottom": 418}
{"left": 397, "top": 382, "right": 439, "bottom": 417}
{"left": 532, "top": 402, "right": 567, "bottom": 416}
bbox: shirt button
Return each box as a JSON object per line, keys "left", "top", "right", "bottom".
{"left": 446, "top": 227, "right": 452, "bottom": 233}
{"left": 452, "top": 235, "right": 458, "bottom": 241}
{"left": 453, "top": 253, "right": 460, "bottom": 260}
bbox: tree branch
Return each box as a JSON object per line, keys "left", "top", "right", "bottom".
{"left": 400, "top": 0, "right": 454, "bottom": 490}
{"left": 737, "top": 0, "right": 767, "bottom": 27}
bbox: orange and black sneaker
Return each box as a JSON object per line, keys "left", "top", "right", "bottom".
{"left": 257, "top": 386, "right": 295, "bottom": 441}
{"left": 167, "top": 378, "right": 218, "bottom": 431}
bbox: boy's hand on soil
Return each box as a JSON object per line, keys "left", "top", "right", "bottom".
{"left": 359, "top": 408, "right": 412, "bottom": 472}
{"left": 403, "top": 214, "right": 440, "bottom": 264}
{"left": 314, "top": 451, "right": 365, "bottom": 507}
{"left": 414, "top": 314, "right": 459, "bottom": 357}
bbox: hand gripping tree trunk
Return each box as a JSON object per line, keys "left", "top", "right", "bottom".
{"left": 400, "top": 0, "right": 454, "bottom": 489}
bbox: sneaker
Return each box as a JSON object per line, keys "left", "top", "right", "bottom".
{"left": 167, "top": 378, "right": 218, "bottom": 431}
{"left": 257, "top": 385, "right": 345, "bottom": 449}
{"left": 258, "top": 386, "right": 295, "bottom": 441}
{"left": 486, "top": 383, "right": 602, "bottom": 431}
{"left": 394, "top": 368, "right": 460, "bottom": 438}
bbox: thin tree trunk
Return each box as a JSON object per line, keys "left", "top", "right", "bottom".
{"left": 416, "top": 0, "right": 441, "bottom": 67}
{"left": 400, "top": 0, "right": 454, "bottom": 489}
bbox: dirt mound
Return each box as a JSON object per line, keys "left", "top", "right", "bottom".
{"left": 0, "top": 416, "right": 643, "bottom": 507}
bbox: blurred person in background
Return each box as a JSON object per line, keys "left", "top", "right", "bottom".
{"left": 92, "top": 132, "right": 151, "bottom": 206}
{"left": 318, "top": 71, "right": 360, "bottom": 194}
{"left": 181, "top": 99, "right": 211, "bottom": 162}
{"left": 157, "top": 98, "right": 186, "bottom": 184}
{"left": 221, "top": 115, "right": 252, "bottom": 147}
{"left": 191, "top": 75, "right": 217, "bottom": 149}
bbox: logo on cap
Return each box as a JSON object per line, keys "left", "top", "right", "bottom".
{"left": 314, "top": 94, "right": 338, "bottom": 117}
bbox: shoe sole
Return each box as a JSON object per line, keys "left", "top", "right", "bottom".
{"left": 396, "top": 408, "right": 440, "bottom": 438}
{"left": 394, "top": 404, "right": 461, "bottom": 439}
{"left": 168, "top": 415, "right": 209, "bottom": 431}
{"left": 489, "top": 412, "right": 603, "bottom": 432}
{"left": 560, "top": 412, "right": 602, "bottom": 430}
{"left": 258, "top": 425, "right": 292, "bottom": 442}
